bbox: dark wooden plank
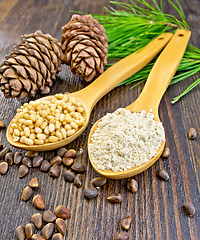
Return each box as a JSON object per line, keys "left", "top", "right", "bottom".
{"left": 0, "top": 0, "right": 200, "bottom": 240}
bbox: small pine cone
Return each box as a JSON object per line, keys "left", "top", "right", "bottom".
{"left": 61, "top": 14, "right": 108, "bottom": 82}
{"left": 0, "top": 30, "right": 62, "bottom": 100}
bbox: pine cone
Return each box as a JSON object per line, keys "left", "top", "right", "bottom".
{"left": 61, "top": 14, "right": 108, "bottom": 82}
{"left": 0, "top": 30, "right": 62, "bottom": 100}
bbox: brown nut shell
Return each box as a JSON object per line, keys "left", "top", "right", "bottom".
{"left": 107, "top": 193, "right": 123, "bottom": 203}
{"left": 84, "top": 188, "right": 98, "bottom": 199}
{"left": 25, "top": 223, "right": 35, "bottom": 239}
{"left": 183, "top": 202, "right": 195, "bottom": 216}
{"left": 22, "top": 186, "right": 34, "bottom": 201}
{"left": 5, "top": 152, "right": 14, "bottom": 165}
{"left": 71, "top": 162, "right": 85, "bottom": 173}
{"left": 54, "top": 205, "right": 71, "bottom": 219}
{"left": 91, "top": 177, "right": 107, "bottom": 187}
{"left": 31, "top": 213, "right": 43, "bottom": 229}
{"left": 19, "top": 165, "right": 29, "bottom": 178}
{"left": 29, "top": 177, "right": 39, "bottom": 188}
{"left": 64, "top": 149, "right": 77, "bottom": 158}
{"left": 52, "top": 233, "right": 63, "bottom": 240}
{"left": 15, "top": 225, "right": 25, "bottom": 240}
{"left": 31, "top": 234, "right": 45, "bottom": 240}
{"left": 121, "top": 216, "right": 132, "bottom": 230}
{"left": 56, "top": 218, "right": 67, "bottom": 235}
{"left": 32, "top": 194, "right": 45, "bottom": 210}
{"left": 0, "top": 162, "right": 8, "bottom": 174}
{"left": 42, "top": 223, "right": 55, "bottom": 239}
{"left": 43, "top": 210, "right": 57, "bottom": 223}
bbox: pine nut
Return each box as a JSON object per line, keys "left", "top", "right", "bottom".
{"left": 49, "top": 123, "right": 55, "bottom": 132}
{"left": 70, "top": 121, "right": 78, "bottom": 130}
{"left": 49, "top": 136, "right": 59, "bottom": 143}
{"left": 61, "top": 128, "right": 66, "bottom": 138}
{"left": 35, "top": 127, "right": 42, "bottom": 133}
{"left": 37, "top": 133, "right": 46, "bottom": 140}
{"left": 24, "top": 138, "right": 34, "bottom": 145}
{"left": 24, "top": 127, "right": 30, "bottom": 136}
{"left": 34, "top": 139, "right": 44, "bottom": 145}
{"left": 67, "top": 129, "right": 76, "bottom": 136}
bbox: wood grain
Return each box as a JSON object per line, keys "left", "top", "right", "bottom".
{"left": 0, "top": 0, "right": 200, "bottom": 240}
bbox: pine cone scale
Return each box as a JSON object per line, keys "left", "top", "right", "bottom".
{"left": 12, "top": 65, "right": 28, "bottom": 79}
{"left": 9, "top": 79, "right": 22, "bottom": 91}
{"left": 19, "top": 78, "right": 31, "bottom": 92}
{"left": 3, "top": 68, "right": 18, "bottom": 78}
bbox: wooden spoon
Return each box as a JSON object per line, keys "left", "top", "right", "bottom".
{"left": 88, "top": 29, "right": 191, "bottom": 179}
{"left": 7, "top": 33, "right": 173, "bottom": 151}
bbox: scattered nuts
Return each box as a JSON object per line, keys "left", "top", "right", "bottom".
{"left": 40, "top": 160, "right": 51, "bottom": 172}
{"left": 19, "top": 165, "right": 29, "bottom": 178}
{"left": 33, "top": 156, "right": 43, "bottom": 167}
{"left": 56, "top": 218, "right": 67, "bottom": 235}
{"left": 50, "top": 156, "right": 62, "bottom": 165}
{"left": 31, "top": 213, "right": 43, "bottom": 229}
{"left": 116, "top": 232, "right": 129, "bottom": 240}
{"left": 0, "top": 147, "right": 10, "bottom": 158}
{"left": 5, "top": 152, "right": 14, "bottom": 165}
{"left": 14, "top": 152, "right": 23, "bottom": 164}
{"left": 183, "top": 202, "right": 195, "bottom": 216}
{"left": 127, "top": 179, "right": 138, "bottom": 193}
{"left": 32, "top": 194, "right": 45, "bottom": 210}
{"left": 63, "top": 169, "right": 75, "bottom": 182}
{"left": 84, "top": 188, "right": 98, "bottom": 199}
{"left": 62, "top": 157, "right": 74, "bottom": 167}
{"left": 107, "top": 193, "right": 123, "bottom": 203}
{"left": 189, "top": 128, "right": 197, "bottom": 139}
{"left": 29, "top": 177, "right": 39, "bottom": 188}
{"left": 43, "top": 210, "right": 57, "bottom": 223}
{"left": 49, "top": 165, "right": 61, "bottom": 177}
{"left": 74, "top": 174, "right": 82, "bottom": 188}
{"left": 52, "top": 233, "right": 63, "bottom": 240}
{"left": 0, "top": 162, "right": 8, "bottom": 174}
{"left": 25, "top": 223, "right": 35, "bottom": 239}
{"left": 121, "top": 216, "right": 131, "bottom": 230}
{"left": 42, "top": 223, "right": 55, "bottom": 239}
{"left": 25, "top": 151, "right": 38, "bottom": 158}
{"left": 156, "top": 169, "right": 169, "bottom": 181}
{"left": 31, "top": 234, "right": 45, "bottom": 240}
{"left": 15, "top": 225, "right": 25, "bottom": 240}
{"left": 22, "top": 157, "right": 32, "bottom": 168}
{"left": 161, "top": 147, "right": 170, "bottom": 158}
{"left": 22, "top": 186, "right": 34, "bottom": 201}
{"left": 64, "top": 149, "right": 77, "bottom": 158}
{"left": 57, "top": 147, "right": 67, "bottom": 157}
{"left": 71, "top": 162, "right": 85, "bottom": 173}
{"left": 91, "top": 177, "right": 107, "bottom": 187}
{"left": 54, "top": 205, "right": 71, "bottom": 220}
{"left": 0, "top": 120, "right": 6, "bottom": 128}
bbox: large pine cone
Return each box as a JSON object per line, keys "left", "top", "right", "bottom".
{"left": 61, "top": 14, "right": 108, "bottom": 82}
{"left": 0, "top": 30, "right": 62, "bottom": 100}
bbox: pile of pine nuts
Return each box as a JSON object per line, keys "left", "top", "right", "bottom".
{"left": 10, "top": 94, "right": 86, "bottom": 145}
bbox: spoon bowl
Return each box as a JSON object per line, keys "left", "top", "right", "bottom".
{"left": 88, "top": 29, "right": 191, "bottom": 179}
{"left": 7, "top": 33, "right": 173, "bottom": 151}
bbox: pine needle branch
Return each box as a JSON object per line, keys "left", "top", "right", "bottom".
{"left": 91, "top": 0, "right": 200, "bottom": 103}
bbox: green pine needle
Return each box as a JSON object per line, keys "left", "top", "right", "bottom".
{"left": 91, "top": 0, "right": 200, "bottom": 103}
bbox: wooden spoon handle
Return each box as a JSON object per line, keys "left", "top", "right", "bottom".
{"left": 76, "top": 33, "right": 173, "bottom": 109}
{"left": 131, "top": 29, "right": 191, "bottom": 113}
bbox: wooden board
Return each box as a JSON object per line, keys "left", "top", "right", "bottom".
{"left": 0, "top": 0, "right": 199, "bottom": 239}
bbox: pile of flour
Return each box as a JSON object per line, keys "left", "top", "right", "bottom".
{"left": 88, "top": 108, "right": 165, "bottom": 172}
